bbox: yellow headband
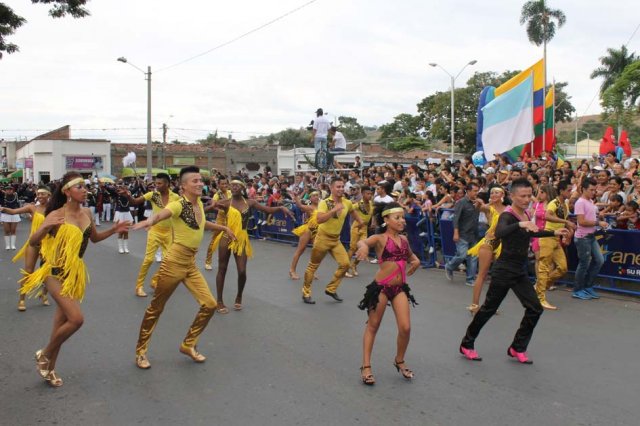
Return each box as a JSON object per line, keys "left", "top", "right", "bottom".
{"left": 382, "top": 207, "right": 404, "bottom": 217}
{"left": 37, "top": 188, "right": 51, "bottom": 195}
{"left": 310, "top": 191, "right": 320, "bottom": 197}
{"left": 230, "top": 180, "right": 246, "bottom": 188}
{"left": 62, "top": 177, "right": 84, "bottom": 191}
{"left": 490, "top": 187, "right": 505, "bottom": 194}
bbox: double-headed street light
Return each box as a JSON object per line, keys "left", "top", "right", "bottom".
{"left": 118, "top": 57, "right": 152, "bottom": 179}
{"left": 429, "top": 60, "right": 477, "bottom": 161}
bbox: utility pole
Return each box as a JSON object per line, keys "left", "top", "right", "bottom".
{"left": 162, "top": 123, "right": 168, "bottom": 169}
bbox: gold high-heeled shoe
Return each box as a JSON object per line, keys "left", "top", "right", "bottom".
{"left": 45, "top": 370, "right": 63, "bottom": 387}
{"left": 467, "top": 303, "right": 479, "bottom": 315}
{"left": 179, "top": 345, "right": 206, "bottom": 363}
{"left": 35, "top": 350, "right": 50, "bottom": 378}
{"left": 18, "top": 300, "right": 26, "bottom": 312}
{"left": 40, "top": 294, "right": 50, "bottom": 306}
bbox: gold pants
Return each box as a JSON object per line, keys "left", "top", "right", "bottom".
{"left": 348, "top": 223, "right": 368, "bottom": 269}
{"left": 205, "top": 229, "right": 223, "bottom": 264}
{"left": 535, "top": 237, "right": 567, "bottom": 302}
{"left": 135, "top": 227, "right": 172, "bottom": 289}
{"left": 302, "top": 230, "right": 350, "bottom": 297}
{"left": 136, "top": 243, "right": 217, "bottom": 355}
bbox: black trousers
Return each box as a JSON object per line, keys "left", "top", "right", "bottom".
{"left": 461, "top": 272, "right": 543, "bottom": 353}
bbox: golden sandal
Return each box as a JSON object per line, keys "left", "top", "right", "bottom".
{"left": 45, "top": 370, "right": 63, "bottom": 387}
{"left": 35, "top": 349, "right": 50, "bottom": 378}
{"left": 136, "top": 354, "right": 151, "bottom": 369}
{"left": 360, "top": 365, "right": 375, "bottom": 386}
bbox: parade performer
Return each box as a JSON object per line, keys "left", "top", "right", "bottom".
{"left": 212, "top": 178, "right": 294, "bottom": 313}
{"left": 204, "top": 177, "right": 231, "bottom": 271}
{"left": 356, "top": 203, "right": 420, "bottom": 385}
{"left": 345, "top": 186, "right": 374, "bottom": 278}
{"left": 122, "top": 173, "right": 180, "bottom": 297}
{"left": 132, "top": 166, "right": 235, "bottom": 369}
{"left": 113, "top": 184, "right": 134, "bottom": 254}
{"left": 301, "top": 178, "right": 364, "bottom": 304}
{"left": 21, "top": 172, "right": 130, "bottom": 387}
{"left": 459, "top": 179, "right": 569, "bottom": 364}
{"left": 1, "top": 187, "right": 52, "bottom": 311}
{"left": 1, "top": 185, "right": 21, "bottom": 250}
{"left": 465, "top": 186, "right": 506, "bottom": 314}
{"left": 289, "top": 190, "right": 320, "bottom": 280}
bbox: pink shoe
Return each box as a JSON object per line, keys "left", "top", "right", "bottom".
{"left": 508, "top": 347, "right": 533, "bottom": 364}
{"left": 459, "top": 345, "right": 482, "bottom": 361}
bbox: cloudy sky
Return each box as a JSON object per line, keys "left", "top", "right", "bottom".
{"left": 0, "top": 0, "right": 638, "bottom": 144}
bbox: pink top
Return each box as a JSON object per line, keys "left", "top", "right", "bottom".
{"left": 534, "top": 202, "right": 546, "bottom": 229}
{"left": 378, "top": 237, "right": 410, "bottom": 285}
{"left": 575, "top": 197, "right": 597, "bottom": 238}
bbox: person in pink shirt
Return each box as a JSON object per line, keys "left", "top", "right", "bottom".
{"left": 573, "top": 178, "right": 608, "bottom": 300}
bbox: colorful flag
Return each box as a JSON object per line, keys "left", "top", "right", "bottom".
{"left": 481, "top": 75, "right": 535, "bottom": 160}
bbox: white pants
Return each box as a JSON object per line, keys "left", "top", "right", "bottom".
{"left": 102, "top": 203, "right": 112, "bottom": 221}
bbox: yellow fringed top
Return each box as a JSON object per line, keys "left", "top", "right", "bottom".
{"left": 12, "top": 211, "right": 45, "bottom": 263}
{"left": 292, "top": 209, "right": 318, "bottom": 238}
{"left": 20, "top": 223, "right": 91, "bottom": 301}
{"left": 468, "top": 205, "right": 503, "bottom": 257}
{"left": 226, "top": 205, "right": 252, "bottom": 257}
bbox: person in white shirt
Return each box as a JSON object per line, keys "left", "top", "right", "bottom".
{"left": 330, "top": 126, "right": 347, "bottom": 169}
{"left": 312, "top": 108, "right": 331, "bottom": 153}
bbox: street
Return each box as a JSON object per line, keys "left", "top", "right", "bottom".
{"left": 1, "top": 226, "right": 639, "bottom": 426}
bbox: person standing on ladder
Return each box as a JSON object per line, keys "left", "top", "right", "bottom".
{"left": 311, "top": 108, "right": 331, "bottom": 154}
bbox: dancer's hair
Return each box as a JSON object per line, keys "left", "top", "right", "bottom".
{"left": 509, "top": 178, "right": 532, "bottom": 193}
{"left": 374, "top": 202, "right": 403, "bottom": 228}
{"left": 46, "top": 171, "right": 82, "bottom": 216}
{"left": 156, "top": 173, "right": 171, "bottom": 183}
{"left": 179, "top": 166, "right": 200, "bottom": 181}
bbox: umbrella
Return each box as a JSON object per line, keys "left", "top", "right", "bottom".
{"left": 99, "top": 177, "right": 115, "bottom": 184}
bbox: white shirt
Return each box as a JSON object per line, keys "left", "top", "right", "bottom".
{"left": 313, "top": 115, "right": 331, "bottom": 138}
{"left": 333, "top": 131, "right": 346, "bottom": 150}
{"left": 374, "top": 194, "right": 394, "bottom": 203}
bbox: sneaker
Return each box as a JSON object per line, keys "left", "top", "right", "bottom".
{"left": 508, "top": 347, "right": 533, "bottom": 364}
{"left": 344, "top": 272, "right": 354, "bottom": 278}
{"left": 459, "top": 345, "right": 482, "bottom": 361}
{"left": 572, "top": 290, "right": 592, "bottom": 300}
{"left": 445, "top": 268, "right": 453, "bottom": 281}
{"left": 419, "top": 232, "right": 428, "bottom": 237}
{"left": 584, "top": 288, "right": 600, "bottom": 299}
{"left": 548, "top": 285, "right": 557, "bottom": 291}
{"left": 465, "top": 281, "right": 474, "bottom": 287}
{"left": 369, "top": 258, "right": 378, "bottom": 264}
{"left": 540, "top": 300, "right": 558, "bottom": 310}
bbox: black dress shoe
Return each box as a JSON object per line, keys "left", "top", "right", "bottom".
{"left": 302, "top": 296, "right": 316, "bottom": 304}
{"left": 325, "top": 290, "right": 343, "bottom": 302}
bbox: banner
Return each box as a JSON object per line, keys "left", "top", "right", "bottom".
{"left": 567, "top": 230, "right": 640, "bottom": 281}
{"left": 65, "top": 156, "right": 103, "bottom": 170}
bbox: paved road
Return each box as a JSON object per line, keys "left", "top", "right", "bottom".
{"left": 1, "top": 225, "right": 639, "bottom": 426}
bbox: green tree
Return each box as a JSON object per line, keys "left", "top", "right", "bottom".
{"left": 337, "top": 116, "right": 366, "bottom": 140}
{"left": 378, "top": 113, "right": 422, "bottom": 139}
{"left": 519, "top": 0, "right": 566, "bottom": 47}
{"left": 590, "top": 45, "right": 638, "bottom": 96}
{"left": 265, "top": 128, "right": 311, "bottom": 147}
{"left": 198, "top": 130, "right": 226, "bottom": 146}
{"left": 602, "top": 61, "right": 640, "bottom": 129}
{"left": 552, "top": 81, "right": 575, "bottom": 123}
{"left": 0, "top": 1, "right": 90, "bottom": 59}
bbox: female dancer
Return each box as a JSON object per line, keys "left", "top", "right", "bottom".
{"left": 1, "top": 185, "right": 21, "bottom": 250}
{"left": 211, "top": 178, "right": 294, "bottom": 313}
{"left": 20, "top": 172, "right": 130, "bottom": 387}
{"left": 356, "top": 203, "right": 420, "bottom": 385}
{"left": 531, "top": 185, "right": 555, "bottom": 277}
{"left": 289, "top": 191, "right": 320, "bottom": 280}
{"left": 466, "top": 186, "right": 507, "bottom": 314}
{"left": 1, "top": 186, "right": 52, "bottom": 311}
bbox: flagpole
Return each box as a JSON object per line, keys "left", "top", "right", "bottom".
{"left": 552, "top": 78, "right": 556, "bottom": 153}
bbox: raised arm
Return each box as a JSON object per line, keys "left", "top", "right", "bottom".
{"left": 0, "top": 204, "right": 36, "bottom": 215}
{"left": 356, "top": 234, "right": 383, "bottom": 260}
{"left": 90, "top": 210, "right": 130, "bottom": 242}
{"left": 248, "top": 198, "right": 295, "bottom": 219}
{"left": 119, "top": 187, "right": 146, "bottom": 206}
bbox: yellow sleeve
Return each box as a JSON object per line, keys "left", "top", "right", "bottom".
{"left": 546, "top": 200, "right": 558, "bottom": 215}
{"left": 143, "top": 192, "right": 153, "bottom": 201}
{"left": 344, "top": 199, "right": 354, "bottom": 213}
{"left": 166, "top": 199, "right": 183, "bottom": 218}
{"left": 213, "top": 193, "right": 220, "bottom": 201}
{"left": 169, "top": 192, "right": 181, "bottom": 203}
{"left": 318, "top": 200, "right": 329, "bottom": 213}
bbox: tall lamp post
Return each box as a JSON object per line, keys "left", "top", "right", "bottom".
{"left": 429, "top": 60, "right": 477, "bottom": 161}
{"left": 118, "top": 57, "right": 152, "bottom": 179}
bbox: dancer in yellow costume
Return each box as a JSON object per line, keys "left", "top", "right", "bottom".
{"left": 21, "top": 173, "right": 130, "bottom": 387}
{"left": 212, "top": 178, "right": 294, "bottom": 313}
{"left": 132, "top": 166, "right": 235, "bottom": 370}
{"left": 1, "top": 187, "right": 52, "bottom": 311}
{"left": 123, "top": 173, "right": 180, "bottom": 297}
{"left": 466, "top": 186, "right": 507, "bottom": 314}
{"left": 204, "top": 177, "right": 231, "bottom": 270}
{"left": 345, "top": 186, "right": 374, "bottom": 278}
{"left": 289, "top": 190, "right": 320, "bottom": 280}
{"left": 301, "top": 178, "right": 364, "bottom": 304}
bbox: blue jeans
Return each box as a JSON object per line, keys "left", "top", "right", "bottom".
{"left": 446, "top": 238, "right": 478, "bottom": 283}
{"left": 314, "top": 137, "right": 327, "bottom": 152}
{"left": 574, "top": 235, "right": 604, "bottom": 291}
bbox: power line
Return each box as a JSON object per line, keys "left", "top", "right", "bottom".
{"left": 156, "top": 0, "right": 319, "bottom": 72}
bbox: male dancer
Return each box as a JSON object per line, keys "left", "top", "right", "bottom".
{"left": 535, "top": 179, "right": 576, "bottom": 309}
{"left": 132, "top": 166, "right": 235, "bottom": 369}
{"left": 123, "top": 173, "right": 180, "bottom": 297}
{"left": 204, "top": 176, "right": 231, "bottom": 270}
{"left": 459, "top": 179, "right": 568, "bottom": 364}
{"left": 345, "top": 186, "right": 374, "bottom": 278}
{"left": 302, "top": 178, "right": 364, "bottom": 304}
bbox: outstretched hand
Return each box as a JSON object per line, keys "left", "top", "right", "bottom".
{"left": 114, "top": 220, "right": 132, "bottom": 233}
{"left": 520, "top": 221, "right": 539, "bottom": 233}
{"left": 130, "top": 219, "right": 152, "bottom": 232}
{"left": 281, "top": 206, "right": 295, "bottom": 220}
{"left": 356, "top": 245, "right": 369, "bottom": 261}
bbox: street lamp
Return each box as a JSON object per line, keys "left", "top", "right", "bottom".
{"left": 429, "top": 60, "right": 477, "bottom": 161}
{"left": 118, "top": 57, "right": 152, "bottom": 179}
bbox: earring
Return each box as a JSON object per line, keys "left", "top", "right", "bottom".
{"left": 67, "top": 197, "right": 71, "bottom": 202}
{"left": 381, "top": 222, "right": 387, "bottom": 227}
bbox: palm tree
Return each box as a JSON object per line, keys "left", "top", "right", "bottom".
{"left": 590, "top": 45, "right": 638, "bottom": 96}
{"left": 519, "top": 0, "right": 567, "bottom": 47}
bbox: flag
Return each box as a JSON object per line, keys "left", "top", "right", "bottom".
{"left": 475, "top": 86, "right": 495, "bottom": 153}
{"left": 620, "top": 130, "right": 632, "bottom": 157}
{"left": 492, "top": 59, "right": 544, "bottom": 159}
{"left": 556, "top": 151, "right": 565, "bottom": 170}
{"left": 600, "top": 126, "right": 616, "bottom": 155}
{"left": 481, "top": 75, "right": 535, "bottom": 160}
{"left": 524, "top": 85, "right": 555, "bottom": 156}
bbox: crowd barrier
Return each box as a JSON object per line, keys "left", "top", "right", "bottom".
{"left": 240, "top": 203, "right": 639, "bottom": 297}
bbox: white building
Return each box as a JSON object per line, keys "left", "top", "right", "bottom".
{"left": 15, "top": 126, "right": 110, "bottom": 183}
